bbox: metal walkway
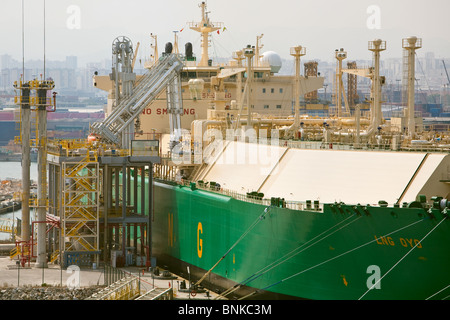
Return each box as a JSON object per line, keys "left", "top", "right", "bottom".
{"left": 86, "top": 275, "right": 173, "bottom": 300}
{"left": 90, "top": 53, "right": 184, "bottom": 146}
{"left": 86, "top": 275, "right": 141, "bottom": 300}
{"left": 136, "top": 287, "right": 173, "bottom": 300}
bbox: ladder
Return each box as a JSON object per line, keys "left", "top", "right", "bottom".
{"left": 90, "top": 53, "right": 184, "bottom": 146}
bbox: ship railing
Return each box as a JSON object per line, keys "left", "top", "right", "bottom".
{"left": 267, "top": 139, "right": 450, "bottom": 153}
{"left": 47, "top": 139, "right": 130, "bottom": 158}
{"left": 155, "top": 175, "right": 324, "bottom": 212}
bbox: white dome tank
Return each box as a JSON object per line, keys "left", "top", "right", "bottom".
{"left": 260, "top": 51, "right": 282, "bottom": 73}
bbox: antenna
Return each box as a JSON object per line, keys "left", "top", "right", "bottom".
{"left": 43, "top": 0, "right": 46, "bottom": 79}
{"left": 22, "top": 0, "right": 25, "bottom": 79}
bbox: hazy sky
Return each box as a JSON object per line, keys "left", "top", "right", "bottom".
{"left": 1, "top": 0, "right": 449, "bottom": 66}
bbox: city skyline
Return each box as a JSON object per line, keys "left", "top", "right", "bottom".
{"left": 2, "top": 51, "right": 449, "bottom": 97}
{"left": 0, "top": 0, "right": 449, "bottom": 68}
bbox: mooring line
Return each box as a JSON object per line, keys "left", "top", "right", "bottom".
{"left": 217, "top": 213, "right": 361, "bottom": 299}
{"left": 359, "top": 216, "right": 448, "bottom": 300}
{"left": 240, "top": 217, "right": 427, "bottom": 299}
{"left": 426, "top": 284, "right": 450, "bottom": 300}
{"left": 195, "top": 206, "right": 272, "bottom": 287}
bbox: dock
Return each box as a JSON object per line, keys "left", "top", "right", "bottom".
{"left": 0, "top": 256, "right": 218, "bottom": 300}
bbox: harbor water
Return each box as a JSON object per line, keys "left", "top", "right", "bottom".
{"left": 0, "top": 161, "right": 37, "bottom": 240}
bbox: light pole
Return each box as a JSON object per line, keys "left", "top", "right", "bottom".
{"left": 187, "top": 265, "right": 191, "bottom": 299}
{"left": 16, "top": 260, "right": 20, "bottom": 287}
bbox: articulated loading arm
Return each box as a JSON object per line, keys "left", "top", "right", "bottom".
{"left": 90, "top": 53, "right": 184, "bottom": 147}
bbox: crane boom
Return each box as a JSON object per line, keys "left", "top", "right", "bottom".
{"left": 443, "top": 60, "right": 450, "bottom": 85}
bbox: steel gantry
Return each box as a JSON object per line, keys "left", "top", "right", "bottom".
{"left": 61, "top": 153, "right": 100, "bottom": 264}
{"left": 47, "top": 139, "right": 160, "bottom": 268}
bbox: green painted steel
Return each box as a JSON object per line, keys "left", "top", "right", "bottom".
{"left": 136, "top": 177, "right": 450, "bottom": 300}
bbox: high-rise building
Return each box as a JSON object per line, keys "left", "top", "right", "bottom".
{"left": 66, "top": 56, "right": 78, "bottom": 69}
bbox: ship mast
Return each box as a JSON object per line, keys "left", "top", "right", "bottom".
{"left": 291, "top": 45, "right": 306, "bottom": 128}
{"left": 402, "top": 36, "right": 422, "bottom": 138}
{"left": 150, "top": 33, "right": 158, "bottom": 61}
{"left": 189, "top": 1, "right": 223, "bottom": 67}
{"left": 255, "top": 34, "right": 264, "bottom": 67}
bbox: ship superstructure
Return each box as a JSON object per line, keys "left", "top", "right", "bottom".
{"left": 9, "top": 1, "right": 450, "bottom": 301}
{"left": 92, "top": 1, "right": 324, "bottom": 141}
{"left": 87, "top": 2, "right": 450, "bottom": 300}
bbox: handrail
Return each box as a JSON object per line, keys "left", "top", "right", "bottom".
{"left": 135, "top": 287, "right": 173, "bottom": 300}
{"left": 153, "top": 175, "right": 324, "bottom": 212}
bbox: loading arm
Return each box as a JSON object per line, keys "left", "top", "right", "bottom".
{"left": 90, "top": 54, "right": 184, "bottom": 146}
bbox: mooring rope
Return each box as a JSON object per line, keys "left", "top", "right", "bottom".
{"left": 194, "top": 206, "right": 272, "bottom": 287}
{"left": 239, "top": 217, "right": 427, "bottom": 300}
{"left": 359, "top": 215, "right": 448, "bottom": 300}
{"left": 426, "top": 284, "right": 450, "bottom": 300}
{"left": 217, "top": 213, "right": 361, "bottom": 299}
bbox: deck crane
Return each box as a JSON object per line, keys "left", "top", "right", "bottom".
{"left": 443, "top": 60, "right": 450, "bottom": 86}
{"left": 90, "top": 53, "right": 184, "bottom": 150}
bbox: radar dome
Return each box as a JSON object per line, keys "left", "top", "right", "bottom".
{"left": 260, "top": 51, "right": 282, "bottom": 73}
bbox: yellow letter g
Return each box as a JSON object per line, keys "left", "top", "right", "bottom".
{"left": 197, "top": 222, "right": 203, "bottom": 258}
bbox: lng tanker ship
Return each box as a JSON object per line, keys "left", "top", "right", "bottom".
{"left": 87, "top": 2, "right": 450, "bottom": 300}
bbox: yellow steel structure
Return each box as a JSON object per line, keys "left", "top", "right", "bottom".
{"left": 50, "top": 250, "right": 60, "bottom": 263}
{"left": 13, "top": 79, "right": 55, "bottom": 146}
{"left": 0, "top": 218, "right": 18, "bottom": 235}
{"left": 46, "top": 138, "right": 132, "bottom": 266}
{"left": 10, "top": 246, "right": 21, "bottom": 259}
{"left": 61, "top": 150, "right": 100, "bottom": 259}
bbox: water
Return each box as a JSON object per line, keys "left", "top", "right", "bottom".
{"left": 0, "top": 161, "right": 38, "bottom": 240}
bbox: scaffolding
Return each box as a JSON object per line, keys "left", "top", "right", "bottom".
{"left": 61, "top": 152, "right": 100, "bottom": 266}
{"left": 47, "top": 139, "right": 160, "bottom": 268}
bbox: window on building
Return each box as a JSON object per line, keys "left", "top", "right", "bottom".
{"left": 276, "top": 105, "right": 281, "bottom": 109}
{"left": 271, "top": 88, "right": 274, "bottom": 93}
{"left": 262, "top": 88, "right": 266, "bottom": 93}
{"left": 264, "top": 105, "right": 269, "bottom": 109}
{"left": 279, "top": 88, "right": 283, "bottom": 93}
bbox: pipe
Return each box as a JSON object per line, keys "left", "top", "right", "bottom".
{"left": 20, "top": 83, "right": 31, "bottom": 242}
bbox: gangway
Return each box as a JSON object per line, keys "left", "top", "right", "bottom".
{"left": 90, "top": 53, "right": 184, "bottom": 147}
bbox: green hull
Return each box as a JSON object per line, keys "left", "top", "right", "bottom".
{"left": 148, "top": 180, "right": 450, "bottom": 300}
